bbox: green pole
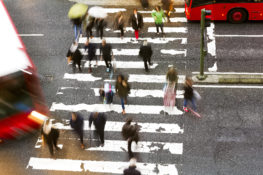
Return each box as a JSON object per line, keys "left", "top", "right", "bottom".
{"left": 197, "top": 9, "right": 207, "bottom": 80}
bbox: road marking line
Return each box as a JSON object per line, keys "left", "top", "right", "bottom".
{"left": 50, "top": 103, "right": 183, "bottom": 115}
{"left": 215, "top": 35, "right": 263, "bottom": 37}
{"left": 161, "top": 49, "right": 187, "bottom": 57}
{"left": 138, "top": 8, "right": 185, "bottom": 13}
{"left": 148, "top": 27, "right": 187, "bottom": 33}
{"left": 192, "top": 71, "right": 263, "bottom": 75}
{"left": 194, "top": 85, "right": 263, "bottom": 89}
{"left": 18, "top": 34, "right": 44, "bottom": 36}
{"left": 27, "top": 157, "right": 179, "bottom": 174}
{"left": 103, "top": 8, "right": 126, "bottom": 13}
{"left": 143, "top": 17, "right": 187, "bottom": 23}
{"left": 79, "top": 37, "right": 187, "bottom": 44}
{"left": 84, "top": 61, "right": 158, "bottom": 69}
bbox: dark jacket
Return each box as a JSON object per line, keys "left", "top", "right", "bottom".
{"left": 89, "top": 113, "right": 107, "bottom": 131}
{"left": 70, "top": 113, "right": 84, "bottom": 133}
{"left": 100, "top": 44, "right": 112, "bottom": 60}
{"left": 67, "top": 47, "right": 83, "bottom": 63}
{"left": 123, "top": 166, "right": 141, "bottom": 175}
{"left": 139, "top": 45, "right": 152, "bottom": 60}
{"left": 113, "top": 14, "right": 125, "bottom": 30}
{"left": 122, "top": 122, "right": 139, "bottom": 142}
{"left": 115, "top": 80, "right": 130, "bottom": 98}
{"left": 41, "top": 128, "right": 59, "bottom": 144}
{"left": 85, "top": 43, "right": 96, "bottom": 60}
{"left": 95, "top": 19, "right": 107, "bottom": 30}
{"left": 183, "top": 85, "right": 193, "bottom": 100}
{"left": 129, "top": 13, "right": 143, "bottom": 30}
{"left": 71, "top": 18, "right": 82, "bottom": 26}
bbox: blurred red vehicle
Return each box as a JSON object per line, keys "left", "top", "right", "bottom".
{"left": 0, "top": 0, "right": 49, "bottom": 141}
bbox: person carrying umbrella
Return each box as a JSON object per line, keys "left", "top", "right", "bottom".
{"left": 151, "top": 6, "right": 166, "bottom": 37}
{"left": 100, "top": 39, "right": 113, "bottom": 72}
{"left": 129, "top": 8, "right": 143, "bottom": 40}
{"left": 139, "top": 40, "right": 153, "bottom": 72}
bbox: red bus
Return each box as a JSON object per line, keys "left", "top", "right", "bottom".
{"left": 185, "top": 0, "right": 263, "bottom": 23}
{"left": 0, "top": 1, "right": 48, "bottom": 142}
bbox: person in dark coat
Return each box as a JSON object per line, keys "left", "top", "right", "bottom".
{"left": 183, "top": 76, "right": 196, "bottom": 112}
{"left": 70, "top": 112, "right": 85, "bottom": 149}
{"left": 122, "top": 118, "right": 139, "bottom": 158}
{"left": 139, "top": 40, "right": 153, "bottom": 72}
{"left": 85, "top": 15, "right": 95, "bottom": 39}
{"left": 123, "top": 158, "right": 141, "bottom": 175}
{"left": 100, "top": 39, "right": 113, "bottom": 72}
{"left": 113, "top": 12, "right": 125, "bottom": 38}
{"left": 129, "top": 9, "right": 143, "bottom": 40}
{"left": 89, "top": 112, "right": 107, "bottom": 146}
{"left": 115, "top": 75, "right": 130, "bottom": 115}
{"left": 67, "top": 42, "right": 83, "bottom": 73}
{"left": 84, "top": 39, "right": 97, "bottom": 73}
{"left": 41, "top": 119, "right": 60, "bottom": 156}
{"left": 71, "top": 17, "right": 83, "bottom": 42}
{"left": 95, "top": 18, "right": 107, "bottom": 39}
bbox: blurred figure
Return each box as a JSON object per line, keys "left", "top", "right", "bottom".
{"left": 162, "top": 0, "right": 174, "bottom": 23}
{"left": 123, "top": 158, "right": 141, "bottom": 175}
{"left": 113, "top": 12, "right": 125, "bottom": 38}
{"left": 67, "top": 42, "right": 83, "bottom": 73}
{"left": 71, "top": 17, "right": 83, "bottom": 42}
{"left": 115, "top": 75, "right": 130, "bottom": 115}
{"left": 89, "top": 112, "right": 107, "bottom": 146}
{"left": 100, "top": 39, "right": 113, "bottom": 72}
{"left": 95, "top": 18, "right": 107, "bottom": 39}
{"left": 183, "top": 76, "right": 197, "bottom": 112}
{"left": 139, "top": 40, "right": 153, "bottom": 72}
{"left": 164, "top": 66, "right": 178, "bottom": 109}
{"left": 140, "top": 0, "right": 149, "bottom": 9}
{"left": 129, "top": 9, "right": 143, "bottom": 40}
{"left": 70, "top": 112, "right": 85, "bottom": 149}
{"left": 84, "top": 39, "right": 97, "bottom": 73}
{"left": 122, "top": 118, "right": 139, "bottom": 158}
{"left": 83, "top": 14, "right": 95, "bottom": 39}
{"left": 99, "top": 83, "right": 114, "bottom": 104}
{"left": 151, "top": 6, "right": 166, "bottom": 37}
{"left": 41, "top": 119, "right": 60, "bottom": 156}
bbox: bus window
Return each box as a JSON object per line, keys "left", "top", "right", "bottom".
{"left": 192, "top": 0, "right": 214, "bottom": 8}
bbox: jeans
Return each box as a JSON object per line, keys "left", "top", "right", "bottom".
{"left": 155, "top": 23, "right": 164, "bottom": 34}
{"left": 120, "top": 98, "right": 125, "bottom": 110}
{"left": 74, "top": 25, "right": 82, "bottom": 41}
{"left": 184, "top": 98, "right": 197, "bottom": 111}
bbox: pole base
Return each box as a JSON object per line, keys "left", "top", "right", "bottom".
{"left": 196, "top": 74, "right": 207, "bottom": 80}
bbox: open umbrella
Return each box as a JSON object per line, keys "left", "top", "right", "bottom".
{"left": 68, "top": 3, "right": 88, "bottom": 19}
{"left": 88, "top": 6, "right": 107, "bottom": 19}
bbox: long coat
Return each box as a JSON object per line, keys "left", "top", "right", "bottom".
{"left": 115, "top": 80, "right": 130, "bottom": 98}
{"left": 129, "top": 13, "right": 143, "bottom": 30}
{"left": 123, "top": 166, "right": 141, "bottom": 175}
{"left": 89, "top": 113, "right": 107, "bottom": 131}
{"left": 139, "top": 45, "right": 153, "bottom": 61}
{"left": 85, "top": 42, "right": 96, "bottom": 60}
{"left": 41, "top": 128, "right": 59, "bottom": 145}
{"left": 70, "top": 113, "right": 84, "bottom": 135}
{"left": 100, "top": 44, "right": 112, "bottom": 61}
{"left": 122, "top": 122, "right": 139, "bottom": 142}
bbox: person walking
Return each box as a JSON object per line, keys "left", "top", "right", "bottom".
{"left": 67, "top": 42, "right": 83, "bottom": 73}
{"left": 84, "top": 39, "right": 97, "bottom": 73}
{"left": 162, "top": 0, "right": 174, "bottom": 23}
{"left": 41, "top": 119, "right": 60, "bottom": 156}
{"left": 113, "top": 12, "right": 125, "bottom": 39}
{"left": 122, "top": 118, "right": 139, "bottom": 158}
{"left": 115, "top": 75, "right": 130, "bottom": 115}
{"left": 71, "top": 17, "right": 83, "bottom": 42}
{"left": 95, "top": 18, "right": 107, "bottom": 39}
{"left": 89, "top": 112, "right": 107, "bottom": 146}
{"left": 164, "top": 66, "right": 178, "bottom": 109}
{"left": 100, "top": 39, "right": 113, "bottom": 72}
{"left": 151, "top": 6, "right": 166, "bottom": 37}
{"left": 129, "top": 8, "right": 143, "bottom": 40}
{"left": 70, "top": 112, "right": 85, "bottom": 149}
{"left": 123, "top": 158, "right": 142, "bottom": 175}
{"left": 84, "top": 14, "right": 95, "bottom": 39}
{"left": 183, "top": 76, "right": 197, "bottom": 112}
{"left": 139, "top": 40, "right": 153, "bottom": 72}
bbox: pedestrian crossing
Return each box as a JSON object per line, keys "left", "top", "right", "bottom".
{"left": 27, "top": 5, "right": 188, "bottom": 175}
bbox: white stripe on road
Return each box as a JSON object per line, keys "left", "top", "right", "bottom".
{"left": 192, "top": 71, "right": 263, "bottom": 75}
{"left": 148, "top": 27, "right": 187, "bottom": 33}
{"left": 143, "top": 17, "right": 187, "bottom": 23}
{"left": 138, "top": 8, "right": 185, "bottom": 13}
{"left": 18, "top": 34, "right": 44, "bottom": 36}
{"left": 50, "top": 103, "right": 183, "bottom": 115}
{"left": 194, "top": 85, "right": 263, "bottom": 89}
{"left": 86, "top": 140, "right": 183, "bottom": 155}
{"left": 53, "top": 120, "right": 184, "bottom": 134}
{"left": 64, "top": 73, "right": 185, "bottom": 83}
{"left": 161, "top": 49, "right": 187, "bottom": 57}
{"left": 91, "top": 88, "right": 184, "bottom": 98}
{"left": 79, "top": 48, "right": 140, "bottom": 56}
{"left": 103, "top": 8, "right": 126, "bottom": 13}
{"left": 79, "top": 37, "right": 187, "bottom": 44}
{"left": 27, "top": 157, "right": 179, "bottom": 175}
{"left": 84, "top": 61, "right": 158, "bottom": 69}
{"left": 215, "top": 35, "right": 263, "bottom": 37}
{"left": 207, "top": 23, "right": 216, "bottom": 58}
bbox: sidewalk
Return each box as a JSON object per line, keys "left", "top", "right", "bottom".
{"left": 69, "top": 0, "right": 185, "bottom": 6}
{"left": 192, "top": 73, "right": 263, "bottom": 84}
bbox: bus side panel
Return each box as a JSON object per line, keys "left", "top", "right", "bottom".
{"left": 187, "top": 4, "right": 214, "bottom": 21}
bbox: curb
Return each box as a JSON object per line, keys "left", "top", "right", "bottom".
{"left": 192, "top": 74, "right": 263, "bottom": 84}
{"left": 68, "top": 0, "right": 185, "bottom": 6}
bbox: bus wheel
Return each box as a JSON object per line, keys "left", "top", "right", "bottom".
{"left": 228, "top": 9, "right": 247, "bottom": 23}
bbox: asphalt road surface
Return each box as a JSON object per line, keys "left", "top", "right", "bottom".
{"left": 1, "top": 0, "right": 263, "bottom": 175}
